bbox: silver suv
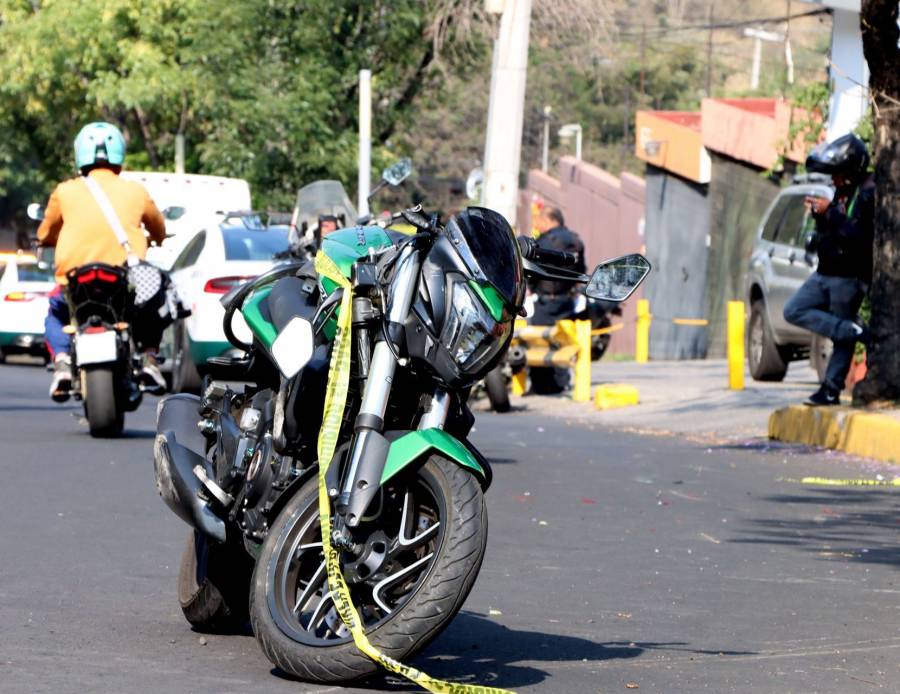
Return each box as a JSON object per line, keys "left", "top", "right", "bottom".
{"left": 745, "top": 175, "right": 833, "bottom": 381}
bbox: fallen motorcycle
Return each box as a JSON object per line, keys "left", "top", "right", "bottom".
{"left": 153, "top": 200, "right": 649, "bottom": 683}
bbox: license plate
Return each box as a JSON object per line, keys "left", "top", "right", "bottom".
{"left": 76, "top": 330, "right": 118, "bottom": 365}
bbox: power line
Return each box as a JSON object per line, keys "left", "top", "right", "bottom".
{"left": 616, "top": 7, "right": 830, "bottom": 38}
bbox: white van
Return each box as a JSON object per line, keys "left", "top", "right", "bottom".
{"left": 121, "top": 172, "right": 252, "bottom": 269}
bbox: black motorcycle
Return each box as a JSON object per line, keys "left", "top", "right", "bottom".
{"left": 153, "top": 203, "right": 649, "bottom": 683}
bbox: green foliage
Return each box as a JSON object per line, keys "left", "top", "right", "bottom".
{"left": 0, "top": 0, "right": 482, "bottom": 228}
{"left": 765, "top": 80, "right": 829, "bottom": 178}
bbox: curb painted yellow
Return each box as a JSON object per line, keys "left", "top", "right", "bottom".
{"left": 769, "top": 405, "right": 900, "bottom": 464}
{"left": 595, "top": 384, "right": 640, "bottom": 410}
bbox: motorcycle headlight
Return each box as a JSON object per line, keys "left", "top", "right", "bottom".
{"left": 441, "top": 280, "right": 511, "bottom": 371}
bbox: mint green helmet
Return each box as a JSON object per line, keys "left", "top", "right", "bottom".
{"left": 74, "top": 122, "right": 126, "bottom": 171}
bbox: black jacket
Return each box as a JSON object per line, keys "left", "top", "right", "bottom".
{"left": 813, "top": 176, "right": 874, "bottom": 282}
{"left": 529, "top": 225, "right": 586, "bottom": 296}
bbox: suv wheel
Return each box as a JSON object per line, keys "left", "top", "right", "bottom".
{"left": 748, "top": 300, "right": 788, "bottom": 381}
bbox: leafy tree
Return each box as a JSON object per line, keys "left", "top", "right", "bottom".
{"left": 0, "top": 0, "right": 486, "bottom": 233}
{"left": 856, "top": 0, "right": 900, "bottom": 404}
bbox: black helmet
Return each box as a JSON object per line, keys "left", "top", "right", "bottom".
{"left": 805, "top": 133, "right": 869, "bottom": 180}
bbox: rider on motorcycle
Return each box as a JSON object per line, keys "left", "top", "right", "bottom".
{"left": 36, "top": 122, "right": 167, "bottom": 401}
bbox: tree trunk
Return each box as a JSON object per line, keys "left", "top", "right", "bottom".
{"left": 855, "top": 1, "right": 900, "bottom": 405}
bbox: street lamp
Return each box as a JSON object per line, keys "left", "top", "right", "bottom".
{"left": 541, "top": 105, "right": 552, "bottom": 172}
{"left": 558, "top": 123, "right": 582, "bottom": 161}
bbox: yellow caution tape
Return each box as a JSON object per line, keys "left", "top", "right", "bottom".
{"left": 313, "top": 252, "right": 514, "bottom": 694}
{"left": 781, "top": 476, "right": 900, "bottom": 487}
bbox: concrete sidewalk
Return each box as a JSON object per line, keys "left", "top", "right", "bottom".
{"left": 504, "top": 358, "right": 822, "bottom": 441}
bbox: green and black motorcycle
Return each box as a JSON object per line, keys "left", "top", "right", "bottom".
{"left": 152, "top": 191, "right": 650, "bottom": 682}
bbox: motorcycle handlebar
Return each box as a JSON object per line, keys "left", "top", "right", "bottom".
{"left": 517, "top": 236, "right": 579, "bottom": 268}
{"left": 400, "top": 207, "right": 431, "bottom": 230}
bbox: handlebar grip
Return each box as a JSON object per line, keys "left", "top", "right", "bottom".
{"left": 517, "top": 236, "right": 579, "bottom": 268}
{"left": 401, "top": 208, "right": 431, "bottom": 230}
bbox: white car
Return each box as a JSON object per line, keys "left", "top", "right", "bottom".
{"left": 121, "top": 171, "right": 252, "bottom": 270}
{"left": 0, "top": 254, "right": 55, "bottom": 362}
{"left": 164, "top": 215, "right": 290, "bottom": 391}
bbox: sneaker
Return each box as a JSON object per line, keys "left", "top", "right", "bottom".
{"left": 806, "top": 385, "right": 840, "bottom": 406}
{"left": 139, "top": 353, "right": 167, "bottom": 395}
{"left": 49, "top": 354, "right": 73, "bottom": 403}
{"left": 850, "top": 322, "right": 871, "bottom": 347}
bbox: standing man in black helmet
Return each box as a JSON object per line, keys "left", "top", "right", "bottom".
{"left": 783, "top": 133, "right": 874, "bottom": 406}
{"left": 528, "top": 205, "right": 586, "bottom": 394}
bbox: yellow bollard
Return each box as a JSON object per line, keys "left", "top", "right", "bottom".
{"left": 573, "top": 319, "right": 592, "bottom": 402}
{"left": 635, "top": 299, "right": 650, "bottom": 363}
{"left": 511, "top": 369, "right": 526, "bottom": 396}
{"left": 727, "top": 300, "right": 745, "bottom": 390}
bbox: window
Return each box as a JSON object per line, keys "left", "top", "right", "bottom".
{"left": 222, "top": 227, "right": 289, "bottom": 261}
{"left": 172, "top": 232, "right": 206, "bottom": 270}
{"left": 16, "top": 263, "right": 54, "bottom": 282}
{"left": 775, "top": 195, "right": 811, "bottom": 248}
{"left": 761, "top": 196, "right": 791, "bottom": 242}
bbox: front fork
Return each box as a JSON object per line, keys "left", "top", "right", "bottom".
{"left": 331, "top": 246, "right": 448, "bottom": 538}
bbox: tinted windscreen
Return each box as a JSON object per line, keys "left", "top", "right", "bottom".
{"left": 223, "top": 227, "right": 289, "bottom": 260}
{"left": 448, "top": 208, "right": 522, "bottom": 306}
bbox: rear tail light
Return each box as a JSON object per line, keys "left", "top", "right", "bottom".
{"left": 4, "top": 291, "right": 48, "bottom": 301}
{"left": 76, "top": 268, "right": 120, "bottom": 284}
{"left": 83, "top": 326, "right": 109, "bottom": 334}
{"left": 203, "top": 276, "right": 252, "bottom": 294}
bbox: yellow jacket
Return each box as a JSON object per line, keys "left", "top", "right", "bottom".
{"left": 37, "top": 168, "right": 166, "bottom": 284}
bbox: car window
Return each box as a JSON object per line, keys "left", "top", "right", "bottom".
{"left": 774, "top": 194, "right": 810, "bottom": 248}
{"left": 172, "top": 232, "right": 206, "bottom": 270}
{"left": 761, "top": 195, "right": 792, "bottom": 242}
{"left": 222, "top": 227, "right": 289, "bottom": 261}
{"left": 16, "top": 263, "right": 54, "bottom": 282}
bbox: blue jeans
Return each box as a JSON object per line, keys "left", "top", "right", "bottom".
{"left": 45, "top": 288, "right": 71, "bottom": 358}
{"left": 783, "top": 272, "right": 866, "bottom": 392}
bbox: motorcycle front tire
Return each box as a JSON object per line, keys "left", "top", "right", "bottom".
{"left": 249, "top": 455, "right": 487, "bottom": 683}
{"left": 178, "top": 530, "right": 254, "bottom": 633}
{"left": 83, "top": 366, "right": 124, "bottom": 437}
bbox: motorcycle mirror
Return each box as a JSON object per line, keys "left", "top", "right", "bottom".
{"left": 163, "top": 205, "right": 186, "bottom": 222}
{"left": 26, "top": 203, "right": 44, "bottom": 221}
{"left": 584, "top": 253, "right": 651, "bottom": 302}
{"left": 382, "top": 158, "right": 412, "bottom": 186}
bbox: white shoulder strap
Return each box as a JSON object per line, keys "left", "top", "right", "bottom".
{"left": 83, "top": 175, "right": 139, "bottom": 267}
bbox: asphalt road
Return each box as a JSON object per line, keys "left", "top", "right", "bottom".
{"left": 2, "top": 360, "right": 899, "bottom": 694}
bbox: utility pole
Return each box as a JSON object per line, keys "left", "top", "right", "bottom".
{"left": 784, "top": 0, "right": 795, "bottom": 85}
{"left": 541, "top": 104, "right": 551, "bottom": 172}
{"left": 639, "top": 23, "right": 646, "bottom": 99}
{"left": 174, "top": 134, "right": 185, "bottom": 174}
{"left": 482, "top": 0, "right": 533, "bottom": 225}
{"left": 358, "top": 69, "right": 372, "bottom": 217}
{"left": 705, "top": 1, "right": 714, "bottom": 96}
{"left": 744, "top": 27, "right": 784, "bottom": 90}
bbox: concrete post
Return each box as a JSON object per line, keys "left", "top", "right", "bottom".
{"left": 358, "top": 69, "right": 372, "bottom": 217}
{"left": 175, "top": 134, "right": 185, "bottom": 174}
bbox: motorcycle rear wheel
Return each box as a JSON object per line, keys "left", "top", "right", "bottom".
{"left": 249, "top": 455, "right": 487, "bottom": 683}
{"left": 83, "top": 366, "right": 124, "bottom": 437}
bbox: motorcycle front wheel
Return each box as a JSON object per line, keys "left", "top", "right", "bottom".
{"left": 249, "top": 454, "right": 487, "bottom": 683}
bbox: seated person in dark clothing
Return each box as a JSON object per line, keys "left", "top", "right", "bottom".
{"left": 527, "top": 206, "right": 586, "bottom": 394}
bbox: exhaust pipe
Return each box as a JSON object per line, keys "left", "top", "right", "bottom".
{"left": 153, "top": 395, "right": 226, "bottom": 543}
